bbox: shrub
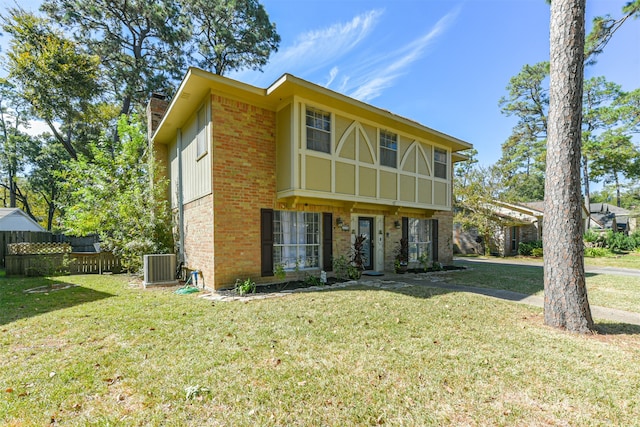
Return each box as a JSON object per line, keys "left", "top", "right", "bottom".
{"left": 604, "top": 230, "right": 637, "bottom": 252}
{"left": 531, "top": 247, "right": 543, "bottom": 257}
{"left": 332, "top": 255, "right": 350, "bottom": 281}
{"left": 518, "top": 240, "right": 543, "bottom": 256}
{"left": 235, "top": 278, "right": 256, "bottom": 295}
{"left": 584, "top": 247, "right": 610, "bottom": 257}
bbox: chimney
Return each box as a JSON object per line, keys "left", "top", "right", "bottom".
{"left": 146, "top": 93, "right": 169, "bottom": 141}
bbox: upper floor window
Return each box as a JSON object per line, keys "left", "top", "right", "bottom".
{"left": 380, "top": 131, "right": 397, "bottom": 168}
{"left": 196, "top": 105, "right": 207, "bottom": 159}
{"left": 434, "top": 148, "right": 447, "bottom": 179}
{"left": 306, "top": 108, "right": 331, "bottom": 153}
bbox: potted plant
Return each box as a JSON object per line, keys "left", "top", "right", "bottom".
{"left": 394, "top": 238, "right": 409, "bottom": 273}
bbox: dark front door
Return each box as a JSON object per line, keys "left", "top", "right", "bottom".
{"left": 358, "top": 217, "right": 374, "bottom": 270}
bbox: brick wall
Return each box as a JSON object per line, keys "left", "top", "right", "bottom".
{"left": 183, "top": 195, "right": 214, "bottom": 288}
{"left": 210, "top": 94, "right": 277, "bottom": 289}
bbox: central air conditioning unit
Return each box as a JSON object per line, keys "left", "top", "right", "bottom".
{"left": 143, "top": 254, "right": 178, "bottom": 288}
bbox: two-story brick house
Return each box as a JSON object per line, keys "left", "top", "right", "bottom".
{"left": 149, "top": 67, "right": 472, "bottom": 289}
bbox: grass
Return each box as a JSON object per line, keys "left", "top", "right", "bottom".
{"left": 451, "top": 255, "right": 640, "bottom": 313}
{"left": 2, "top": 272, "right": 640, "bottom": 425}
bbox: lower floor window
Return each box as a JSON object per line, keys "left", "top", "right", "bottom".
{"left": 273, "top": 211, "right": 320, "bottom": 270}
{"left": 408, "top": 218, "right": 432, "bottom": 263}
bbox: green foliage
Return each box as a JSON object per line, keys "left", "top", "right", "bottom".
{"left": 518, "top": 240, "right": 543, "bottom": 256}
{"left": 351, "top": 234, "right": 367, "bottom": 271}
{"left": 184, "top": 0, "right": 281, "bottom": 75}
{"left": 273, "top": 263, "right": 286, "bottom": 281}
{"left": 332, "top": 255, "right": 350, "bottom": 281}
{"left": 2, "top": 8, "right": 105, "bottom": 160}
{"left": 61, "top": 115, "right": 173, "bottom": 272}
{"left": 303, "top": 274, "right": 322, "bottom": 287}
{"left": 603, "top": 230, "right": 640, "bottom": 252}
{"left": 41, "top": 0, "right": 281, "bottom": 115}
{"left": 584, "top": 247, "right": 611, "bottom": 257}
{"left": 417, "top": 252, "right": 430, "bottom": 272}
{"left": 347, "top": 264, "right": 361, "bottom": 280}
{"left": 583, "top": 229, "right": 600, "bottom": 243}
{"left": 530, "top": 247, "right": 543, "bottom": 258}
{"left": 234, "top": 277, "right": 256, "bottom": 295}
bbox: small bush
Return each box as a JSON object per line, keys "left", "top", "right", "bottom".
{"left": 604, "top": 230, "right": 637, "bottom": 252}
{"left": 332, "top": 255, "right": 350, "bottom": 281}
{"left": 584, "top": 247, "right": 611, "bottom": 257}
{"left": 303, "top": 274, "right": 323, "bottom": 286}
{"left": 235, "top": 278, "right": 256, "bottom": 296}
{"left": 531, "top": 247, "right": 543, "bottom": 257}
{"left": 518, "top": 240, "right": 543, "bottom": 256}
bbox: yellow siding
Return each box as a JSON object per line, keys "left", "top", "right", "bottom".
{"left": 380, "top": 170, "right": 397, "bottom": 199}
{"left": 276, "top": 105, "right": 292, "bottom": 191}
{"left": 418, "top": 178, "right": 432, "bottom": 204}
{"left": 306, "top": 156, "right": 331, "bottom": 191}
{"left": 400, "top": 175, "right": 415, "bottom": 202}
{"left": 280, "top": 99, "right": 453, "bottom": 211}
{"left": 402, "top": 146, "right": 417, "bottom": 172}
{"left": 336, "top": 162, "right": 356, "bottom": 194}
{"left": 434, "top": 181, "right": 448, "bottom": 206}
{"left": 359, "top": 132, "right": 375, "bottom": 164}
{"left": 417, "top": 148, "right": 429, "bottom": 175}
{"left": 335, "top": 116, "right": 352, "bottom": 153}
{"left": 359, "top": 167, "right": 377, "bottom": 197}
{"left": 338, "top": 130, "right": 356, "bottom": 160}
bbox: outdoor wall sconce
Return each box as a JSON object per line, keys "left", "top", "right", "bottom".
{"left": 336, "top": 217, "right": 343, "bottom": 226}
{"left": 394, "top": 220, "right": 401, "bottom": 229}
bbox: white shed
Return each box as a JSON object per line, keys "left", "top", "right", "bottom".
{"left": 0, "top": 208, "right": 46, "bottom": 232}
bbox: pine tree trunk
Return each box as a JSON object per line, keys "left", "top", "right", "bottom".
{"left": 544, "top": 0, "right": 594, "bottom": 333}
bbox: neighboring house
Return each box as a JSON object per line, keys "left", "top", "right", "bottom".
{"left": 0, "top": 208, "right": 46, "bottom": 232}
{"left": 589, "top": 203, "right": 636, "bottom": 234}
{"left": 454, "top": 201, "right": 543, "bottom": 257}
{"left": 454, "top": 200, "right": 591, "bottom": 257}
{"left": 149, "top": 68, "right": 472, "bottom": 289}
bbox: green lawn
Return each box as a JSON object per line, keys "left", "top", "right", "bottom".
{"left": 451, "top": 255, "right": 640, "bottom": 313}
{"left": 2, "top": 273, "right": 640, "bottom": 425}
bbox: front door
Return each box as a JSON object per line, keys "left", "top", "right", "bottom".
{"left": 358, "top": 217, "right": 374, "bottom": 270}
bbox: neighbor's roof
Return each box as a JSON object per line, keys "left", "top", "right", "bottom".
{"left": 0, "top": 208, "right": 46, "bottom": 232}
{"left": 152, "top": 67, "right": 473, "bottom": 153}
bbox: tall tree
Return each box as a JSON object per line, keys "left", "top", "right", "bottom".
{"left": 2, "top": 8, "right": 104, "bottom": 160}
{"left": 62, "top": 115, "right": 173, "bottom": 271}
{"left": 185, "top": 0, "right": 281, "bottom": 75}
{"left": 42, "top": 0, "right": 281, "bottom": 116}
{"left": 41, "top": 0, "right": 191, "bottom": 117}
{"left": 581, "top": 76, "right": 624, "bottom": 209}
{"left": 25, "top": 136, "right": 70, "bottom": 230}
{"left": 544, "top": 0, "right": 594, "bottom": 333}
{"left": 0, "top": 79, "right": 33, "bottom": 208}
{"left": 498, "top": 62, "right": 549, "bottom": 201}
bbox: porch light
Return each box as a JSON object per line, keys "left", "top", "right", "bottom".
{"left": 394, "top": 220, "right": 401, "bottom": 229}
{"left": 336, "top": 217, "right": 343, "bottom": 226}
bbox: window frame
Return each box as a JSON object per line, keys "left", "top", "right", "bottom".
{"left": 407, "top": 218, "right": 432, "bottom": 264}
{"left": 379, "top": 130, "right": 398, "bottom": 168}
{"left": 273, "top": 211, "right": 321, "bottom": 270}
{"left": 305, "top": 107, "right": 331, "bottom": 154}
{"left": 434, "top": 148, "right": 447, "bottom": 179}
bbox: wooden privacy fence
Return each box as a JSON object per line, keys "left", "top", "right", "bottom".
{"left": 5, "top": 242, "right": 121, "bottom": 276}
{"left": 0, "top": 231, "right": 56, "bottom": 267}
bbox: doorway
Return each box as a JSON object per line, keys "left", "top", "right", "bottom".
{"left": 358, "top": 217, "right": 374, "bottom": 270}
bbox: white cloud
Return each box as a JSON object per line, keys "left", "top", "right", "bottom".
{"left": 230, "top": 9, "right": 383, "bottom": 86}
{"left": 347, "top": 8, "right": 461, "bottom": 102}
{"left": 324, "top": 66, "right": 339, "bottom": 88}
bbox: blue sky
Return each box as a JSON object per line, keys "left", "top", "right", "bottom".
{"left": 2, "top": 0, "right": 639, "bottom": 167}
